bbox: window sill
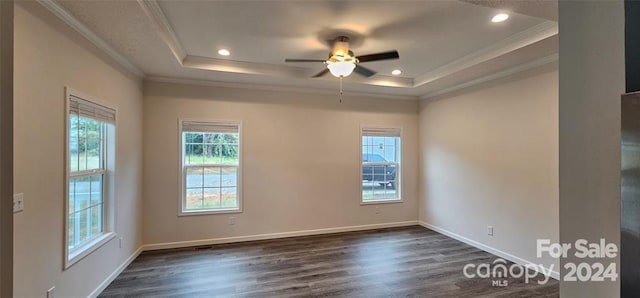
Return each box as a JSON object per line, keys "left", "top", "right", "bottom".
{"left": 179, "top": 208, "right": 242, "bottom": 217}
{"left": 65, "top": 232, "right": 116, "bottom": 269}
{"left": 360, "top": 199, "right": 403, "bottom": 205}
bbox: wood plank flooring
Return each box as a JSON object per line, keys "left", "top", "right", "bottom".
{"left": 100, "top": 226, "right": 559, "bottom": 297}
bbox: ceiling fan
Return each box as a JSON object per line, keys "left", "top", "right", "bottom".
{"left": 284, "top": 36, "right": 399, "bottom": 78}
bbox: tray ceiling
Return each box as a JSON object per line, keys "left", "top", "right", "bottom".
{"left": 47, "top": 0, "right": 558, "bottom": 99}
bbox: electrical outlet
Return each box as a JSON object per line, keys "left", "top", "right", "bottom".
{"left": 47, "top": 286, "right": 55, "bottom": 298}
{"left": 375, "top": 206, "right": 380, "bottom": 214}
{"left": 13, "top": 193, "right": 24, "bottom": 213}
{"left": 487, "top": 226, "right": 494, "bottom": 236}
{"left": 228, "top": 217, "right": 235, "bottom": 225}
{"left": 119, "top": 237, "right": 124, "bottom": 248}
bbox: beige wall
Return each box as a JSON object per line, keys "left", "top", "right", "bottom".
{"left": 12, "top": 1, "right": 568, "bottom": 296}
{"left": 0, "top": 1, "right": 13, "bottom": 296}
{"left": 13, "top": 3, "right": 143, "bottom": 297}
{"left": 418, "top": 68, "right": 559, "bottom": 271}
{"left": 143, "top": 81, "right": 419, "bottom": 245}
{"left": 559, "top": 1, "right": 624, "bottom": 297}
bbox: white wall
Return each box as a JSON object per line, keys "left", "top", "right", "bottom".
{"left": 143, "top": 82, "right": 419, "bottom": 246}
{"left": 558, "top": 1, "right": 625, "bottom": 297}
{"left": 418, "top": 68, "right": 559, "bottom": 271}
{"left": 13, "top": 3, "right": 143, "bottom": 297}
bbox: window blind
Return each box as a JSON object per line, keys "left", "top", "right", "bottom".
{"left": 362, "top": 127, "right": 401, "bottom": 137}
{"left": 69, "top": 95, "right": 116, "bottom": 124}
{"left": 182, "top": 121, "right": 239, "bottom": 133}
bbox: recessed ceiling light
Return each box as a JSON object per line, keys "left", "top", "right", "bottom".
{"left": 391, "top": 69, "right": 402, "bottom": 76}
{"left": 491, "top": 13, "right": 509, "bottom": 23}
{"left": 218, "top": 49, "right": 230, "bottom": 56}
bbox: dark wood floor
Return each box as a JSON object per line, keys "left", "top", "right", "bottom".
{"left": 100, "top": 226, "right": 558, "bottom": 297}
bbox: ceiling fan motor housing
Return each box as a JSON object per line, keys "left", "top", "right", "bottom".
{"left": 332, "top": 36, "right": 352, "bottom": 59}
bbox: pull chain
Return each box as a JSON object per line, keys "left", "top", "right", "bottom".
{"left": 339, "top": 76, "right": 343, "bottom": 103}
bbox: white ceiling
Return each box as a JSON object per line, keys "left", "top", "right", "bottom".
{"left": 50, "top": 0, "right": 558, "bottom": 99}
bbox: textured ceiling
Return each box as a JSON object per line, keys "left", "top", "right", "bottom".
{"left": 52, "top": 0, "right": 558, "bottom": 98}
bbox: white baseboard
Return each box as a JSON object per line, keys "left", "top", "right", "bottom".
{"left": 89, "top": 246, "right": 144, "bottom": 298}
{"left": 418, "top": 221, "right": 559, "bottom": 280}
{"left": 142, "top": 220, "right": 419, "bottom": 251}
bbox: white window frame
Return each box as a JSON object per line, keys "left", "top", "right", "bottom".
{"left": 178, "top": 119, "right": 243, "bottom": 216}
{"left": 360, "top": 125, "right": 403, "bottom": 205}
{"left": 64, "top": 87, "right": 116, "bottom": 269}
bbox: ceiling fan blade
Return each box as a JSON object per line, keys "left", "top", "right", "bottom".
{"left": 356, "top": 50, "right": 399, "bottom": 63}
{"left": 354, "top": 65, "right": 376, "bottom": 77}
{"left": 285, "top": 58, "right": 326, "bottom": 63}
{"left": 312, "top": 68, "right": 330, "bottom": 77}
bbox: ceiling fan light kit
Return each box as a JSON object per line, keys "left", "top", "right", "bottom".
{"left": 327, "top": 61, "right": 357, "bottom": 77}
{"left": 284, "top": 35, "right": 400, "bottom": 102}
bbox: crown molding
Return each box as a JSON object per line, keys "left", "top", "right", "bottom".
{"left": 146, "top": 53, "right": 557, "bottom": 102}
{"left": 183, "top": 55, "right": 312, "bottom": 78}
{"left": 413, "top": 21, "right": 558, "bottom": 87}
{"left": 36, "top": 0, "right": 145, "bottom": 78}
{"left": 145, "top": 76, "right": 420, "bottom": 101}
{"left": 41, "top": 0, "right": 558, "bottom": 99}
{"left": 360, "top": 75, "right": 414, "bottom": 88}
{"left": 137, "top": 0, "right": 186, "bottom": 65}
{"left": 420, "top": 53, "right": 558, "bottom": 100}
{"left": 185, "top": 55, "right": 414, "bottom": 87}
{"left": 137, "top": 0, "right": 412, "bottom": 88}
{"left": 183, "top": 55, "right": 413, "bottom": 87}
{"left": 136, "top": 0, "right": 557, "bottom": 93}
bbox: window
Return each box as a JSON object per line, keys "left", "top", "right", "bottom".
{"left": 180, "top": 120, "right": 241, "bottom": 215}
{"left": 361, "top": 127, "right": 402, "bottom": 203}
{"left": 65, "top": 89, "right": 116, "bottom": 268}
